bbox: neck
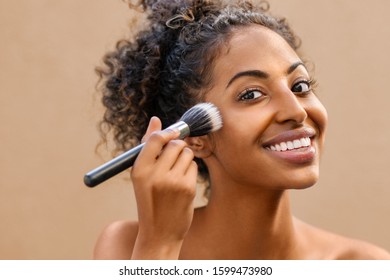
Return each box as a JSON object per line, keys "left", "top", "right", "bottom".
{"left": 186, "top": 183, "right": 300, "bottom": 259}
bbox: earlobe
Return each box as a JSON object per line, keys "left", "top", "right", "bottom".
{"left": 185, "top": 136, "right": 212, "bottom": 158}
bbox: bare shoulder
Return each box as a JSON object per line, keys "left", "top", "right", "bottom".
{"left": 93, "top": 220, "right": 139, "bottom": 260}
{"left": 334, "top": 236, "right": 390, "bottom": 260}
{"left": 295, "top": 219, "right": 390, "bottom": 260}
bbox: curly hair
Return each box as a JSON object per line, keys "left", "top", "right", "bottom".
{"left": 96, "top": 0, "right": 301, "bottom": 182}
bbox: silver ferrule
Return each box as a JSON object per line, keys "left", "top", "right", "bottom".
{"left": 166, "top": 121, "right": 190, "bottom": 139}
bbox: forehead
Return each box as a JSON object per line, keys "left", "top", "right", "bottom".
{"left": 212, "top": 24, "right": 301, "bottom": 79}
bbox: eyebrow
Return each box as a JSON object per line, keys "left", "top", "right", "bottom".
{"left": 287, "top": 61, "right": 306, "bottom": 75}
{"left": 226, "top": 61, "right": 306, "bottom": 89}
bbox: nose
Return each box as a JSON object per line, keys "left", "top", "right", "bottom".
{"left": 273, "top": 89, "right": 308, "bottom": 124}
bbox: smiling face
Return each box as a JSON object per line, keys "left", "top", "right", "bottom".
{"left": 201, "top": 24, "right": 328, "bottom": 191}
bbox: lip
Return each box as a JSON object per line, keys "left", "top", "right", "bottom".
{"left": 262, "top": 127, "right": 317, "bottom": 165}
{"left": 262, "top": 127, "right": 316, "bottom": 147}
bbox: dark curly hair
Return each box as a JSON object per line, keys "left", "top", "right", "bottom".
{"left": 96, "top": 0, "right": 301, "bottom": 182}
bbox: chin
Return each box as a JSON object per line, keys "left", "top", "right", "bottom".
{"left": 286, "top": 172, "right": 319, "bottom": 190}
{"left": 288, "top": 178, "right": 318, "bottom": 190}
{"left": 275, "top": 166, "right": 320, "bottom": 190}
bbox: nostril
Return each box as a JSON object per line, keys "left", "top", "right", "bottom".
{"left": 275, "top": 100, "right": 307, "bottom": 124}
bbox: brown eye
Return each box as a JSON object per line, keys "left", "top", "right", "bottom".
{"left": 292, "top": 81, "right": 311, "bottom": 94}
{"left": 238, "top": 89, "right": 263, "bottom": 101}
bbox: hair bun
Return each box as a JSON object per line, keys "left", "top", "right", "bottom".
{"left": 166, "top": 8, "right": 195, "bottom": 29}
{"left": 127, "top": 0, "right": 218, "bottom": 30}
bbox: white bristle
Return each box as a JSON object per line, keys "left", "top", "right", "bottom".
{"left": 179, "top": 102, "right": 223, "bottom": 137}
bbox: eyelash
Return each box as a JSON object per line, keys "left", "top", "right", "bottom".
{"left": 292, "top": 79, "right": 316, "bottom": 95}
{"left": 237, "top": 88, "right": 264, "bottom": 102}
{"left": 237, "top": 79, "right": 317, "bottom": 102}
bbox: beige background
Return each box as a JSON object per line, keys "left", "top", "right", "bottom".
{"left": 1, "top": 0, "right": 389, "bottom": 259}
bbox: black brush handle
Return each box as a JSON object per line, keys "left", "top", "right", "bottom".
{"left": 84, "top": 121, "right": 190, "bottom": 188}
{"left": 84, "top": 143, "right": 144, "bottom": 187}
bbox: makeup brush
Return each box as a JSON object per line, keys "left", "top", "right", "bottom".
{"left": 84, "top": 102, "right": 222, "bottom": 188}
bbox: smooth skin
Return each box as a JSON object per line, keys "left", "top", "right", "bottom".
{"left": 94, "top": 25, "right": 390, "bottom": 260}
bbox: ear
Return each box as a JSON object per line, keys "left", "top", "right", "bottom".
{"left": 185, "top": 135, "right": 212, "bottom": 158}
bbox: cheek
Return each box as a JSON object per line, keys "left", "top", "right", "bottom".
{"left": 306, "top": 97, "right": 328, "bottom": 137}
{"left": 213, "top": 109, "right": 263, "bottom": 148}
{"left": 209, "top": 114, "right": 257, "bottom": 166}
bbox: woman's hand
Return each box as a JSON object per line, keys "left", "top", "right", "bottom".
{"left": 130, "top": 117, "right": 198, "bottom": 259}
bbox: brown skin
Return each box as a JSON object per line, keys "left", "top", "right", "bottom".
{"left": 93, "top": 25, "right": 390, "bottom": 260}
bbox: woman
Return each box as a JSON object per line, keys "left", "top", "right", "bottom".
{"left": 93, "top": 0, "right": 390, "bottom": 259}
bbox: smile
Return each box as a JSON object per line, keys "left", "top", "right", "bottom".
{"left": 265, "top": 137, "right": 311, "bottom": 152}
{"left": 261, "top": 128, "right": 317, "bottom": 164}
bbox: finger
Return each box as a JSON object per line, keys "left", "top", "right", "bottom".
{"left": 183, "top": 160, "right": 198, "bottom": 192}
{"left": 169, "top": 147, "right": 195, "bottom": 174}
{"left": 141, "top": 116, "right": 162, "bottom": 143}
{"left": 155, "top": 139, "right": 188, "bottom": 170}
{"left": 184, "top": 161, "right": 198, "bottom": 184}
{"left": 136, "top": 128, "right": 181, "bottom": 167}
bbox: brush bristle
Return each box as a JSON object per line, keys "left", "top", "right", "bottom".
{"left": 179, "top": 103, "right": 223, "bottom": 137}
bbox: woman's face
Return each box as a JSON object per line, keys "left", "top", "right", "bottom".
{"left": 203, "top": 24, "right": 328, "bottom": 190}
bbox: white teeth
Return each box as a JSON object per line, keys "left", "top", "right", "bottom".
{"left": 267, "top": 137, "right": 311, "bottom": 152}
{"left": 301, "top": 137, "right": 311, "bottom": 146}
{"left": 293, "top": 139, "right": 301, "bottom": 148}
